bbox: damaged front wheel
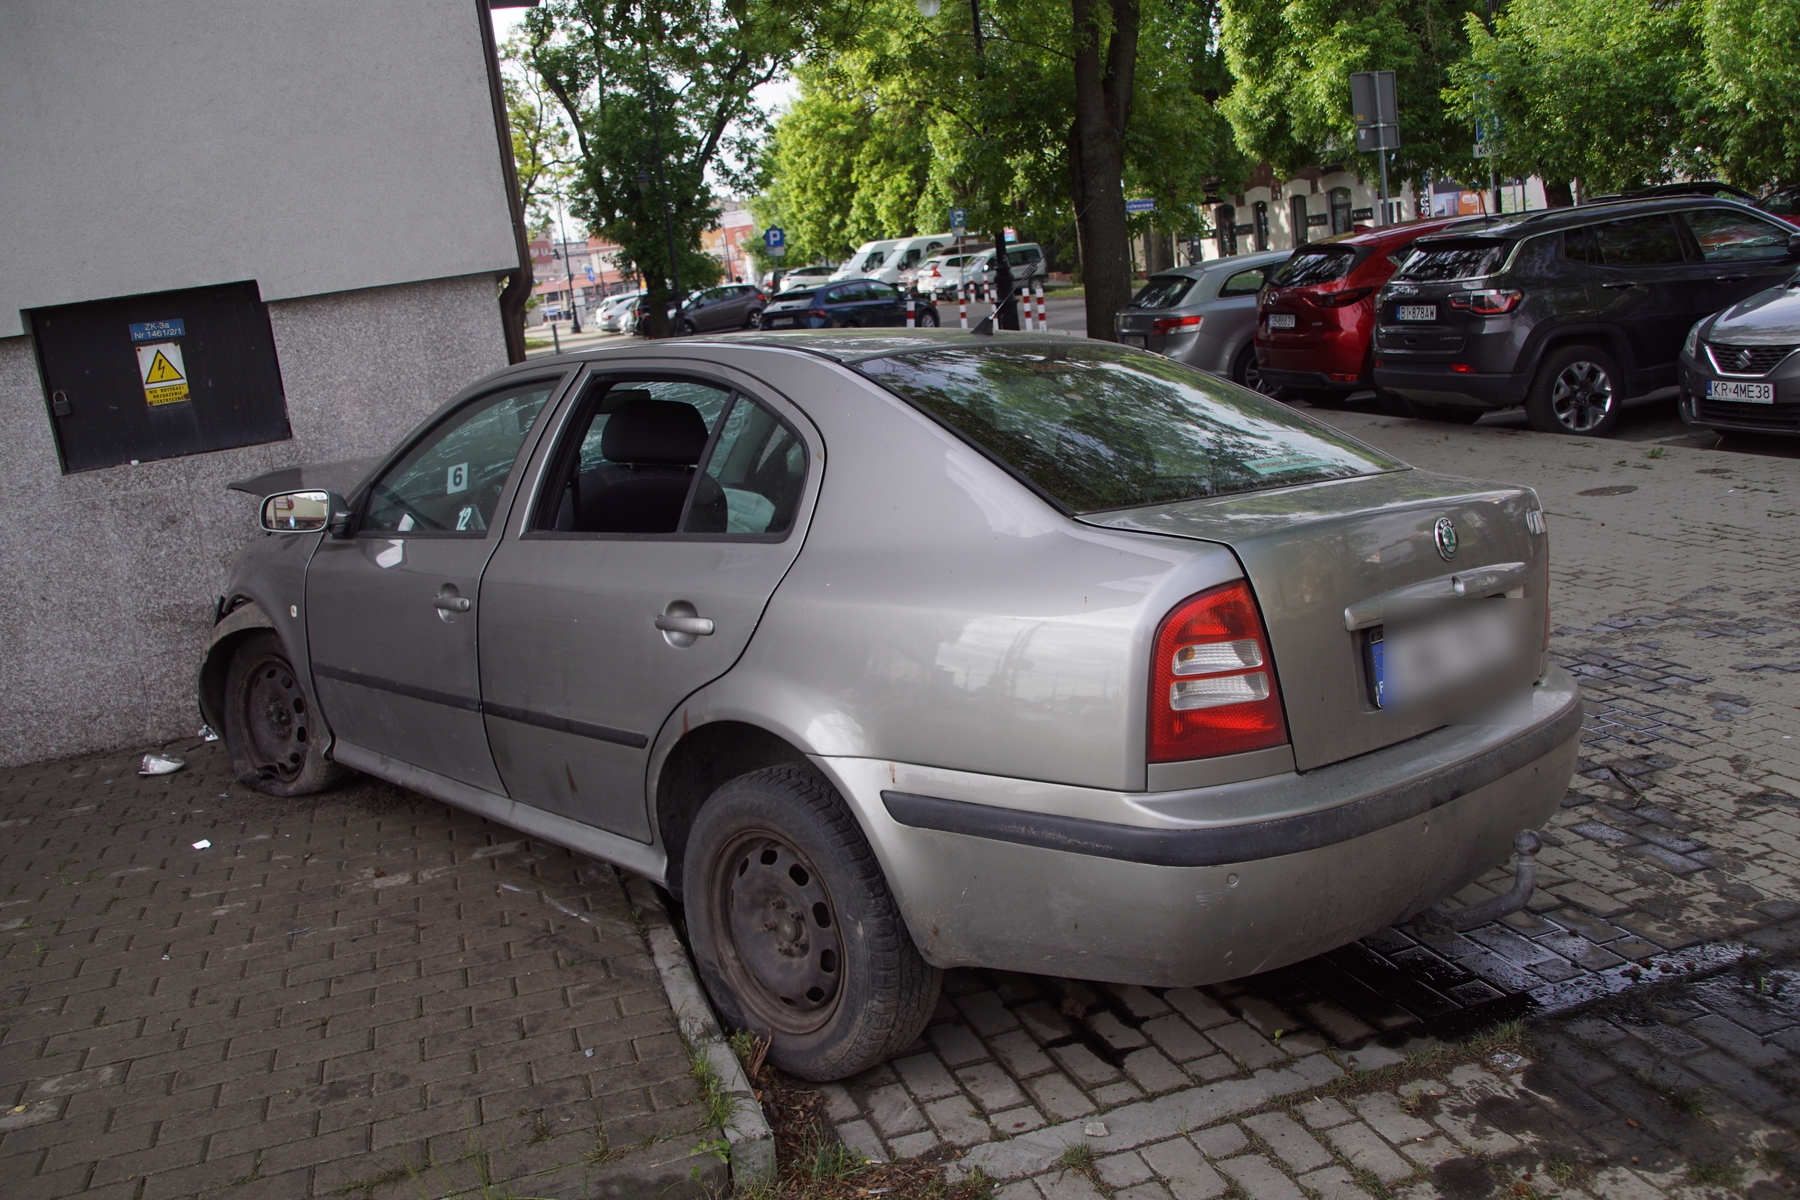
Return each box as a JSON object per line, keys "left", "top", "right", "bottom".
{"left": 223, "top": 631, "right": 345, "bottom": 796}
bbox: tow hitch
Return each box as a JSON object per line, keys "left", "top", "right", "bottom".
{"left": 1412, "top": 830, "right": 1542, "bottom": 939}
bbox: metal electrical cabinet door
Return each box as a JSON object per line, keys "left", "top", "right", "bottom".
{"left": 477, "top": 368, "right": 822, "bottom": 841}
{"left": 305, "top": 378, "right": 564, "bottom": 791}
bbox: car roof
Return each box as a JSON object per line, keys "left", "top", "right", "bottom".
{"left": 519, "top": 329, "right": 1080, "bottom": 375}
{"left": 1148, "top": 249, "right": 1291, "bottom": 280}
{"left": 1408, "top": 195, "right": 1780, "bottom": 244}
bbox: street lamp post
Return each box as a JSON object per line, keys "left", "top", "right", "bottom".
{"left": 554, "top": 203, "right": 583, "bottom": 334}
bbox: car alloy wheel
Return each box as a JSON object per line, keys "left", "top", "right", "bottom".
{"left": 1550, "top": 360, "right": 1615, "bottom": 432}
{"left": 915, "top": 309, "right": 939, "bottom": 328}
{"left": 744, "top": 309, "right": 763, "bottom": 329}
{"left": 708, "top": 829, "right": 845, "bottom": 1034}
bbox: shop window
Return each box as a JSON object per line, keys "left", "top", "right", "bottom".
{"left": 1290, "top": 194, "right": 1311, "bottom": 246}
{"left": 28, "top": 281, "right": 290, "bottom": 474}
{"left": 1253, "top": 202, "right": 1270, "bottom": 252}
{"left": 1214, "top": 205, "right": 1238, "bottom": 257}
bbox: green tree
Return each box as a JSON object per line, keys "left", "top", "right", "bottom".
{"left": 1444, "top": 0, "right": 1708, "bottom": 197}
{"left": 1697, "top": 0, "right": 1800, "bottom": 187}
{"left": 501, "top": 42, "right": 574, "bottom": 237}
{"left": 1220, "top": 0, "right": 1487, "bottom": 193}
{"left": 519, "top": 0, "right": 845, "bottom": 335}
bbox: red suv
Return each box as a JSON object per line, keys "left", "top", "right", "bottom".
{"left": 1255, "top": 218, "right": 1470, "bottom": 403}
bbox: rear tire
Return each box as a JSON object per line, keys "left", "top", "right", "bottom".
{"left": 222, "top": 631, "right": 346, "bottom": 797}
{"left": 683, "top": 765, "right": 941, "bottom": 1081}
{"left": 915, "top": 308, "right": 939, "bottom": 328}
{"left": 744, "top": 309, "right": 763, "bottom": 330}
{"left": 1525, "top": 344, "right": 1623, "bottom": 436}
{"left": 1232, "top": 345, "right": 1279, "bottom": 396}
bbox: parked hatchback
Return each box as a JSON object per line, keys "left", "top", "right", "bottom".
{"left": 1115, "top": 250, "right": 1288, "bottom": 391}
{"left": 675, "top": 283, "right": 768, "bottom": 335}
{"left": 1678, "top": 271, "right": 1800, "bottom": 436}
{"left": 207, "top": 330, "right": 1575, "bottom": 1082}
{"left": 1255, "top": 219, "right": 1469, "bottom": 405}
{"left": 1373, "top": 198, "right": 1800, "bottom": 434}
{"left": 758, "top": 278, "right": 940, "bottom": 329}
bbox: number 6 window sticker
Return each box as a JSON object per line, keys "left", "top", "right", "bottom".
{"left": 446, "top": 463, "right": 469, "bottom": 494}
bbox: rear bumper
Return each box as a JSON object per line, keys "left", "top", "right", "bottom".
{"left": 816, "top": 668, "right": 1580, "bottom": 987}
{"left": 1374, "top": 364, "right": 1526, "bottom": 409}
{"left": 1258, "top": 367, "right": 1365, "bottom": 392}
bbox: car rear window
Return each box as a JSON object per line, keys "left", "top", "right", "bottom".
{"left": 857, "top": 344, "right": 1402, "bottom": 514}
{"left": 773, "top": 289, "right": 818, "bottom": 303}
{"left": 1272, "top": 248, "right": 1355, "bottom": 286}
{"left": 1130, "top": 275, "right": 1196, "bottom": 309}
{"left": 1396, "top": 239, "right": 1511, "bottom": 281}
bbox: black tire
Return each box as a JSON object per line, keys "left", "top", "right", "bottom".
{"left": 676, "top": 319, "right": 697, "bottom": 336}
{"left": 1232, "top": 345, "right": 1279, "bottom": 396}
{"left": 1406, "top": 398, "right": 1483, "bottom": 424}
{"left": 915, "top": 308, "right": 939, "bottom": 328}
{"left": 222, "top": 631, "right": 346, "bottom": 797}
{"left": 743, "top": 309, "right": 763, "bottom": 330}
{"left": 1525, "top": 344, "right": 1624, "bottom": 435}
{"left": 683, "top": 765, "right": 941, "bottom": 1081}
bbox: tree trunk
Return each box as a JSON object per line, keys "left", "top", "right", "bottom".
{"left": 642, "top": 279, "right": 672, "bottom": 339}
{"left": 1071, "top": 0, "right": 1140, "bottom": 343}
{"left": 1543, "top": 179, "right": 1574, "bottom": 208}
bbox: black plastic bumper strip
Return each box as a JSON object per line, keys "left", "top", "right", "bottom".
{"left": 881, "top": 694, "right": 1582, "bottom": 868}
{"left": 313, "top": 662, "right": 482, "bottom": 713}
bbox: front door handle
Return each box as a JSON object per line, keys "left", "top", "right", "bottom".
{"left": 1600, "top": 282, "right": 1638, "bottom": 290}
{"left": 654, "top": 613, "right": 714, "bottom": 636}
{"left": 434, "top": 586, "right": 472, "bottom": 613}
{"left": 1715, "top": 274, "right": 1748, "bottom": 283}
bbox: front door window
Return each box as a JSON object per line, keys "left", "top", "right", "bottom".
{"left": 364, "top": 384, "right": 554, "bottom": 535}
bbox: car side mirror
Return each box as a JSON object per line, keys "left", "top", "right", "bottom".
{"left": 260, "top": 489, "right": 351, "bottom": 538}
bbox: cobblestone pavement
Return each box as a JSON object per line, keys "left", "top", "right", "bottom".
{"left": 809, "top": 424, "right": 1800, "bottom": 1199}
{"left": 0, "top": 746, "right": 725, "bottom": 1199}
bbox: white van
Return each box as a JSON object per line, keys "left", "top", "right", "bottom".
{"left": 830, "top": 240, "right": 904, "bottom": 282}
{"left": 890, "top": 234, "right": 956, "bottom": 287}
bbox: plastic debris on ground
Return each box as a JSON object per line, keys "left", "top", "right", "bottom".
{"left": 139, "top": 754, "right": 185, "bottom": 776}
{"left": 197, "top": 724, "right": 220, "bottom": 742}
{"left": 192, "top": 839, "right": 211, "bottom": 850}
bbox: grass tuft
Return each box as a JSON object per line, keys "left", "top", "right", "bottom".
{"left": 1687, "top": 1161, "right": 1742, "bottom": 1187}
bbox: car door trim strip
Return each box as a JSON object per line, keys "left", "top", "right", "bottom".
{"left": 481, "top": 702, "right": 650, "bottom": 750}
{"left": 313, "top": 663, "right": 482, "bottom": 713}
{"left": 879, "top": 690, "right": 1580, "bottom": 867}
{"left": 312, "top": 664, "right": 650, "bottom": 748}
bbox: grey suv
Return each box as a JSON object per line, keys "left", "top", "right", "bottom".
{"left": 1373, "top": 198, "right": 1800, "bottom": 435}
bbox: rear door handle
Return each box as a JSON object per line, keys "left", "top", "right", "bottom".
{"left": 1715, "top": 274, "right": 1748, "bottom": 283}
{"left": 1600, "top": 282, "right": 1638, "bottom": 290}
{"left": 434, "top": 595, "right": 472, "bottom": 613}
{"left": 654, "top": 614, "right": 714, "bottom": 636}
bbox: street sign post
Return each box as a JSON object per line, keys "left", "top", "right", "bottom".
{"left": 950, "top": 207, "right": 967, "bottom": 235}
{"left": 1125, "top": 198, "right": 1157, "bottom": 213}
{"left": 1350, "top": 70, "right": 1400, "bottom": 226}
{"left": 763, "top": 226, "right": 786, "bottom": 258}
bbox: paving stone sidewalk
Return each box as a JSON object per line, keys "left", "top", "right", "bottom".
{"left": 0, "top": 745, "right": 727, "bottom": 1199}
{"left": 807, "top": 424, "right": 1800, "bottom": 1200}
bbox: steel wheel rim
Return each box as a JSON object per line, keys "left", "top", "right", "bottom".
{"left": 241, "top": 655, "right": 310, "bottom": 782}
{"left": 1242, "top": 358, "right": 1275, "bottom": 395}
{"left": 1550, "top": 361, "right": 1614, "bottom": 432}
{"left": 710, "top": 830, "right": 845, "bottom": 1035}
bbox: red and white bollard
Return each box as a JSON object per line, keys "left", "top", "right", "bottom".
{"left": 958, "top": 284, "right": 968, "bottom": 330}
{"left": 906, "top": 296, "right": 916, "bottom": 328}
{"left": 1036, "top": 281, "right": 1047, "bottom": 329}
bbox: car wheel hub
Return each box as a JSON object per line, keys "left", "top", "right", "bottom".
{"left": 243, "top": 658, "right": 309, "bottom": 781}
{"left": 716, "top": 833, "right": 843, "bottom": 1032}
{"left": 1551, "top": 361, "right": 1614, "bottom": 431}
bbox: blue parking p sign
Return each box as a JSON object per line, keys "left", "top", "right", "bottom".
{"left": 950, "top": 208, "right": 967, "bottom": 231}
{"left": 764, "top": 227, "right": 785, "bottom": 249}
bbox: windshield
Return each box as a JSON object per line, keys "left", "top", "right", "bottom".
{"left": 1130, "top": 275, "right": 1196, "bottom": 310}
{"left": 1272, "top": 248, "right": 1356, "bottom": 286}
{"left": 1398, "top": 240, "right": 1511, "bottom": 281}
{"left": 860, "top": 251, "right": 887, "bottom": 269}
{"left": 857, "top": 344, "right": 1402, "bottom": 513}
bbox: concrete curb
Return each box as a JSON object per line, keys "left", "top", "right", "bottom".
{"left": 624, "top": 872, "right": 778, "bottom": 1187}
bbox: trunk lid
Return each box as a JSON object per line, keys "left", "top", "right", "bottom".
{"left": 1087, "top": 470, "right": 1548, "bottom": 771}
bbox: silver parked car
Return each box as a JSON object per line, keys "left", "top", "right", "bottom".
{"left": 1115, "top": 250, "right": 1290, "bottom": 393}
{"left": 205, "top": 330, "right": 1579, "bottom": 1081}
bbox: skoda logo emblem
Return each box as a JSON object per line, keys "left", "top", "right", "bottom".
{"left": 1433, "top": 517, "right": 1459, "bottom": 561}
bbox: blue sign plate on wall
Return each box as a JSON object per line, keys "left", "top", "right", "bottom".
{"left": 129, "top": 319, "right": 185, "bottom": 342}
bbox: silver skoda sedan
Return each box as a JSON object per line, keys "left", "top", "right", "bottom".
{"left": 203, "top": 330, "right": 1579, "bottom": 1081}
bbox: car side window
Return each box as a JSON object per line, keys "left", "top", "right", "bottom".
{"left": 1592, "top": 215, "right": 1685, "bottom": 266}
{"left": 683, "top": 396, "right": 808, "bottom": 536}
{"left": 536, "top": 379, "right": 732, "bottom": 534}
{"left": 867, "top": 282, "right": 900, "bottom": 302}
{"left": 1218, "top": 268, "right": 1266, "bottom": 297}
{"left": 824, "top": 285, "right": 852, "bottom": 304}
{"left": 1682, "top": 208, "right": 1791, "bottom": 260}
{"left": 363, "top": 381, "right": 556, "bottom": 536}
{"left": 1563, "top": 227, "right": 1598, "bottom": 263}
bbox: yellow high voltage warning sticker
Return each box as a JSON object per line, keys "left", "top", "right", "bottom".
{"left": 135, "top": 342, "right": 189, "bottom": 406}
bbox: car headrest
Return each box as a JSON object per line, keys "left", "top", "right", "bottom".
{"left": 600, "top": 397, "right": 708, "bottom": 466}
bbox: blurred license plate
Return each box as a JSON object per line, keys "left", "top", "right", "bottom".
{"left": 1268, "top": 313, "right": 1296, "bottom": 329}
{"left": 1397, "top": 305, "right": 1437, "bottom": 322}
{"left": 1370, "top": 601, "right": 1522, "bottom": 711}
{"left": 1123, "top": 334, "right": 1146, "bottom": 347}
{"left": 768, "top": 317, "right": 794, "bottom": 328}
{"left": 1706, "top": 380, "right": 1774, "bottom": 404}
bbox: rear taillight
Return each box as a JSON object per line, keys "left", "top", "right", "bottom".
{"left": 1149, "top": 581, "right": 1288, "bottom": 763}
{"left": 1152, "top": 314, "right": 1203, "bottom": 336}
{"left": 1312, "top": 287, "right": 1375, "bottom": 308}
{"left": 1448, "top": 289, "right": 1523, "bottom": 315}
